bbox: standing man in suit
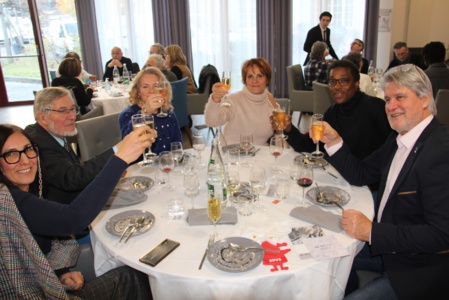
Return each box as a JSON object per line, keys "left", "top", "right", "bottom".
{"left": 103, "top": 46, "right": 133, "bottom": 81}
{"left": 303, "top": 11, "right": 339, "bottom": 65}
{"left": 318, "top": 64, "right": 449, "bottom": 299}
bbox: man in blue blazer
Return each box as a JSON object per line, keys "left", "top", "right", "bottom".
{"left": 303, "top": 11, "right": 339, "bottom": 65}
{"left": 317, "top": 64, "right": 449, "bottom": 299}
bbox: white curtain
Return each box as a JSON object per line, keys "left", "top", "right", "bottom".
{"left": 189, "top": 0, "right": 257, "bottom": 92}
{"left": 95, "top": 0, "right": 154, "bottom": 72}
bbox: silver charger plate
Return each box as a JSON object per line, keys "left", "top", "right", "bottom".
{"left": 117, "top": 176, "right": 154, "bottom": 192}
{"left": 106, "top": 210, "right": 155, "bottom": 237}
{"left": 222, "top": 144, "right": 256, "bottom": 155}
{"left": 207, "top": 237, "right": 263, "bottom": 272}
{"left": 306, "top": 186, "right": 350, "bottom": 207}
{"left": 294, "top": 153, "right": 329, "bottom": 168}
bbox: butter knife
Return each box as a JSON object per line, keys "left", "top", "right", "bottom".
{"left": 199, "top": 235, "right": 215, "bottom": 270}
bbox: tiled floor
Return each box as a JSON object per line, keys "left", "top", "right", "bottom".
{"left": 0, "top": 105, "right": 214, "bottom": 149}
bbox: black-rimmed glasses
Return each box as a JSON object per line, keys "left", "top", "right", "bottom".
{"left": 328, "top": 78, "right": 350, "bottom": 87}
{"left": 0, "top": 144, "right": 39, "bottom": 164}
{"left": 44, "top": 106, "right": 80, "bottom": 115}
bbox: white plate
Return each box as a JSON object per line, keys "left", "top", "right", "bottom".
{"left": 207, "top": 237, "right": 263, "bottom": 272}
{"left": 117, "top": 176, "right": 154, "bottom": 192}
{"left": 306, "top": 186, "right": 350, "bottom": 207}
{"left": 106, "top": 210, "right": 155, "bottom": 237}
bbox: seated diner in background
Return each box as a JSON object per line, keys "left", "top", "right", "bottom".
{"left": 145, "top": 54, "right": 178, "bottom": 82}
{"left": 119, "top": 67, "right": 182, "bottom": 155}
{"left": 318, "top": 64, "right": 449, "bottom": 299}
{"left": 51, "top": 57, "right": 94, "bottom": 115}
{"left": 0, "top": 124, "right": 154, "bottom": 299}
{"left": 304, "top": 41, "right": 330, "bottom": 89}
{"left": 204, "top": 57, "right": 278, "bottom": 146}
{"left": 56, "top": 51, "right": 97, "bottom": 84}
{"left": 342, "top": 51, "right": 376, "bottom": 97}
{"left": 165, "top": 44, "right": 198, "bottom": 94}
{"left": 103, "top": 46, "right": 133, "bottom": 82}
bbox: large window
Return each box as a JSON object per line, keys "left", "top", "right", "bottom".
{"left": 292, "top": 0, "right": 366, "bottom": 65}
{"left": 189, "top": 0, "right": 256, "bottom": 92}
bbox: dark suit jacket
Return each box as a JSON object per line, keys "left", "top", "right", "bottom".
{"left": 361, "top": 57, "right": 369, "bottom": 74}
{"left": 303, "top": 24, "right": 338, "bottom": 65}
{"left": 327, "top": 117, "right": 449, "bottom": 299}
{"left": 103, "top": 56, "right": 133, "bottom": 81}
{"left": 51, "top": 76, "right": 93, "bottom": 115}
{"left": 25, "top": 123, "right": 114, "bottom": 204}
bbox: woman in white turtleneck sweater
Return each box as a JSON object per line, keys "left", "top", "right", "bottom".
{"left": 204, "top": 58, "right": 278, "bottom": 146}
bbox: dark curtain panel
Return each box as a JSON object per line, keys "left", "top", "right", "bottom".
{"left": 152, "top": 0, "right": 194, "bottom": 75}
{"left": 256, "top": 0, "right": 292, "bottom": 98}
{"left": 75, "top": 0, "right": 104, "bottom": 79}
{"left": 363, "top": 0, "right": 380, "bottom": 65}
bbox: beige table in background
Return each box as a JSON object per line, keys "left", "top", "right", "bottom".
{"left": 91, "top": 88, "right": 130, "bottom": 115}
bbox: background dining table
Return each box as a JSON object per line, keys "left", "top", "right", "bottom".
{"left": 91, "top": 87, "right": 130, "bottom": 115}
{"left": 90, "top": 145, "right": 375, "bottom": 300}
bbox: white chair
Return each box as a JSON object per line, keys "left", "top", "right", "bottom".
{"left": 286, "top": 65, "right": 314, "bottom": 125}
{"left": 75, "top": 112, "right": 121, "bottom": 162}
{"left": 435, "top": 89, "right": 449, "bottom": 128}
{"left": 312, "top": 81, "right": 333, "bottom": 115}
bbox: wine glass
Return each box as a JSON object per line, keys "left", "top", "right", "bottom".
{"left": 240, "top": 134, "right": 253, "bottom": 167}
{"left": 192, "top": 133, "right": 206, "bottom": 169}
{"left": 143, "top": 113, "right": 157, "bottom": 162}
{"left": 159, "top": 151, "right": 175, "bottom": 191}
{"left": 273, "top": 105, "right": 287, "bottom": 136}
{"left": 220, "top": 71, "right": 232, "bottom": 107}
{"left": 170, "top": 141, "right": 183, "bottom": 175}
{"left": 183, "top": 171, "right": 200, "bottom": 209}
{"left": 269, "top": 135, "right": 284, "bottom": 174}
{"left": 131, "top": 114, "right": 152, "bottom": 167}
{"left": 223, "top": 171, "right": 240, "bottom": 204}
{"left": 207, "top": 192, "right": 222, "bottom": 239}
{"left": 311, "top": 114, "right": 324, "bottom": 158}
{"left": 154, "top": 81, "right": 168, "bottom": 117}
{"left": 249, "top": 167, "right": 266, "bottom": 211}
{"left": 296, "top": 162, "right": 314, "bottom": 206}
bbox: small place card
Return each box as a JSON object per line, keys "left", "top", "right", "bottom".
{"left": 302, "top": 235, "right": 349, "bottom": 260}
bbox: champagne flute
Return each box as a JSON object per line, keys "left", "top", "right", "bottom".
{"left": 154, "top": 81, "right": 168, "bottom": 117}
{"left": 170, "top": 141, "right": 183, "bottom": 175}
{"left": 208, "top": 192, "right": 222, "bottom": 239}
{"left": 240, "top": 134, "right": 253, "bottom": 167}
{"left": 296, "top": 162, "right": 313, "bottom": 206}
{"left": 249, "top": 167, "right": 266, "bottom": 211}
{"left": 311, "top": 114, "right": 324, "bottom": 158}
{"left": 131, "top": 114, "right": 152, "bottom": 167}
{"left": 192, "top": 133, "right": 206, "bottom": 169}
{"left": 220, "top": 71, "right": 232, "bottom": 107}
{"left": 183, "top": 170, "right": 200, "bottom": 209}
{"left": 143, "top": 113, "right": 157, "bottom": 162}
{"left": 159, "top": 151, "right": 175, "bottom": 191}
{"left": 269, "top": 135, "right": 284, "bottom": 174}
{"left": 273, "top": 106, "right": 286, "bottom": 135}
{"left": 223, "top": 171, "right": 240, "bottom": 204}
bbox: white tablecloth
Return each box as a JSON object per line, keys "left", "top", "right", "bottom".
{"left": 91, "top": 88, "right": 130, "bottom": 115}
{"left": 90, "top": 146, "right": 374, "bottom": 300}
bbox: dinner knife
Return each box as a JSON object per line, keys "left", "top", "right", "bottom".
{"left": 199, "top": 235, "right": 215, "bottom": 270}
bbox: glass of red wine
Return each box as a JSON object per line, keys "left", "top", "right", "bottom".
{"left": 159, "top": 151, "right": 175, "bottom": 191}
{"left": 296, "top": 162, "right": 313, "bottom": 206}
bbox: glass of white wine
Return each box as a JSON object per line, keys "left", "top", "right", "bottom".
{"left": 311, "top": 114, "right": 324, "bottom": 158}
{"left": 224, "top": 171, "right": 240, "bottom": 204}
{"left": 143, "top": 114, "right": 157, "bottom": 162}
{"left": 131, "top": 114, "right": 152, "bottom": 167}
{"left": 192, "top": 133, "right": 206, "bottom": 169}
{"left": 170, "top": 141, "right": 183, "bottom": 175}
{"left": 207, "top": 192, "right": 222, "bottom": 239}
{"left": 154, "top": 81, "right": 168, "bottom": 117}
{"left": 220, "top": 71, "right": 232, "bottom": 107}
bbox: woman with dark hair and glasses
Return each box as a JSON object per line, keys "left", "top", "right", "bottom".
{"left": 0, "top": 124, "right": 153, "bottom": 298}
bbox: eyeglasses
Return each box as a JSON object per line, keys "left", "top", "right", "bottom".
{"left": 44, "top": 106, "right": 80, "bottom": 115}
{"left": 0, "top": 144, "right": 39, "bottom": 164}
{"left": 328, "top": 78, "right": 351, "bottom": 87}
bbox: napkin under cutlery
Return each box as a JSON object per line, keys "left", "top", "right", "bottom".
{"left": 187, "top": 207, "right": 238, "bottom": 226}
{"left": 290, "top": 205, "right": 342, "bottom": 232}
{"left": 105, "top": 189, "right": 147, "bottom": 208}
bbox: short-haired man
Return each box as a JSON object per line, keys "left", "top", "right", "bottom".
{"left": 145, "top": 54, "right": 177, "bottom": 82}
{"left": 422, "top": 41, "right": 449, "bottom": 98}
{"left": 103, "top": 46, "right": 133, "bottom": 81}
{"left": 149, "top": 43, "right": 165, "bottom": 58}
{"left": 25, "top": 87, "right": 156, "bottom": 204}
{"left": 386, "top": 41, "right": 424, "bottom": 71}
{"left": 350, "top": 38, "right": 369, "bottom": 74}
{"left": 303, "top": 41, "right": 329, "bottom": 89}
{"left": 320, "top": 64, "right": 449, "bottom": 299}
{"left": 303, "top": 11, "right": 339, "bottom": 65}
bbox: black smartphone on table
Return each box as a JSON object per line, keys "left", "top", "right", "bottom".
{"left": 139, "top": 239, "right": 180, "bottom": 267}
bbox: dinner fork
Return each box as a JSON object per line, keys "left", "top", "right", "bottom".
{"left": 124, "top": 217, "right": 146, "bottom": 243}
{"left": 119, "top": 217, "right": 136, "bottom": 242}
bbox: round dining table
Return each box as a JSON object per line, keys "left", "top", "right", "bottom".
{"left": 91, "top": 87, "right": 130, "bottom": 115}
{"left": 90, "top": 146, "right": 374, "bottom": 300}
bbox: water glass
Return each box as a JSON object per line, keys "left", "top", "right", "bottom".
{"left": 227, "top": 147, "right": 240, "bottom": 165}
{"left": 168, "top": 197, "right": 185, "bottom": 220}
{"left": 237, "top": 194, "right": 255, "bottom": 216}
{"left": 275, "top": 177, "right": 290, "bottom": 199}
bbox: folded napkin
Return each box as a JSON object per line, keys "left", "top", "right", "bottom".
{"left": 290, "top": 205, "right": 342, "bottom": 232}
{"left": 105, "top": 189, "right": 147, "bottom": 209}
{"left": 187, "top": 207, "right": 238, "bottom": 226}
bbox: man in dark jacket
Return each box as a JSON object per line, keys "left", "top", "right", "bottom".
{"left": 103, "top": 46, "right": 133, "bottom": 81}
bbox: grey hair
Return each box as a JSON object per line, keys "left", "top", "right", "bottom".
{"left": 310, "top": 41, "right": 328, "bottom": 60}
{"left": 147, "top": 54, "right": 165, "bottom": 69}
{"left": 150, "top": 43, "right": 165, "bottom": 56}
{"left": 33, "top": 87, "right": 76, "bottom": 119}
{"left": 381, "top": 64, "right": 436, "bottom": 115}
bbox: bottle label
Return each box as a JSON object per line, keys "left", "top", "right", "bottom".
{"left": 207, "top": 182, "right": 227, "bottom": 202}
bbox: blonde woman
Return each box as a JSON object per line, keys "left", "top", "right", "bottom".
{"left": 119, "top": 67, "right": 182, "bottom": 155}
{"left": 165, "top": 44, "right": 197, "bottom": 93}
